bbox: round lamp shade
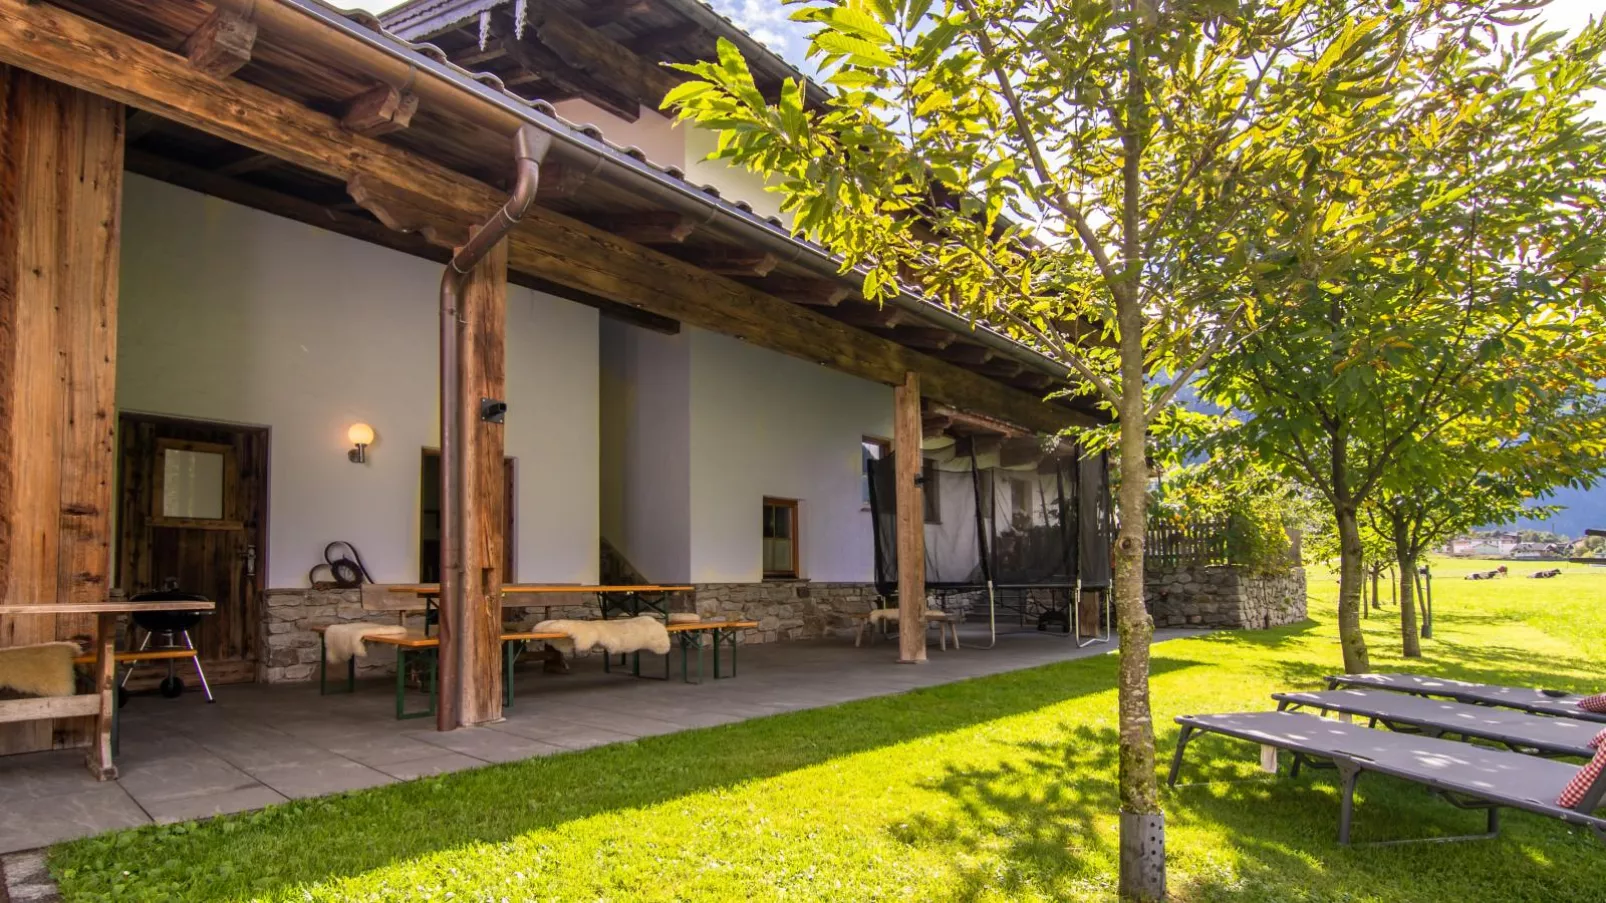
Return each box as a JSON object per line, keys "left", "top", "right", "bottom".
{"left": 347, "top": 423, "right": 375, "bottom": 446}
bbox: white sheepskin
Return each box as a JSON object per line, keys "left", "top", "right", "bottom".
{"left": 532, "top": 616, "right": 670, "bottom": 657}
{"left": 323, "top": 623, "right": 409, "bottom": 664}
{"left": 0, "top": 642, "right": 81, "bottom": 698}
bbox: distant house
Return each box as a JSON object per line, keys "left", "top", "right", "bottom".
{"left": 1449, "top": 532, "right": 1522, "bottom": 557}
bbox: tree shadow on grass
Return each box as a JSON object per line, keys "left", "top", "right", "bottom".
{"left": 51, "top": 654, "right": 1207, "bottom": 901}
{"left": 887, "top": 725, "right": 1121, "bottom": 902}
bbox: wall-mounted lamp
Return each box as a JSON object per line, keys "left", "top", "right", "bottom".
{"left": 347, "top": 422, "right": 375, "bottom": 464}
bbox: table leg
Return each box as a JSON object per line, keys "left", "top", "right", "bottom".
{"left": 87, "top": 612, "right": 117, "bottom": 780}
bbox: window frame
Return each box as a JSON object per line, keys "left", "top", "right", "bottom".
{"left": 762, "top": 496, "right": 800, "bottom": 580}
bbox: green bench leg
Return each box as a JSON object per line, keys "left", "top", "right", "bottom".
{"left": 395, "top": 647, "right": 437, "bottom": 720}
{"left": 319, "top": 634, "right": 356, "bottom": 695}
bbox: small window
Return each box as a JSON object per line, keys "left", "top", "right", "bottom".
{"left": 923, "top": 459, "right": 941, "bottom": 524}
{"left": 151, "top": 438, "right": 240, "bottom": 529}
{"left": 861, "top": 437, "right": 889, "bottom": 505}
{"left": 763, "top": 498, "right": 799, "bottom": 579}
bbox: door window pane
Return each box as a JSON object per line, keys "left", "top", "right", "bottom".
{"left": 763, "top": 499, "right": 798, "bottom": 578}
{"left": 161, "top": 449, "right": 225, "bottom": 519}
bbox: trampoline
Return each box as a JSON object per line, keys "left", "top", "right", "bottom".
{"left": 867, "top": 438, "right": 1113, "bottom": 648}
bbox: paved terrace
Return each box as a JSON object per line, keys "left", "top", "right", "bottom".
{"left": 0, "top": 627, "right": 1196, "bottom": 852}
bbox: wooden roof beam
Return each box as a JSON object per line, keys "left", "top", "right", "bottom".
{"left": 528, "top": 6, "right": 683, "bottom": 110}
{"left": 886, "top": 326, "right": 958, "bottom": 351}
{"left": 685, "top": 249, "right": 778, "bottom": 277}
{"left": 832, "top": 304, "right": 909, "bottom": 330}
{"left": 976, "top": 358, "right": 1024, "bottom": 379}
{"left": 591, "top": 211, "right": 697, "bottom": 244}
{"left": 181, "top": 10, "right": 256, "bottom": 79}
{"left": 499, "top": 34, "right": 640, "bottom": 121}
{"left": 934, "top": 343, "right": 993, "bottom": 366}
{"left": 340, "top": 84, "right": 419, "bottom": 137}
{"left": 216, "top": 151, "right": 277, "bottom": 177}
{"left": 534, "top": 161, "right": 592, "bottom": 201}
{"left": 627, "top": 22, "right": 702, "bottom": 53}
{"left": 451, "top": 44, "right": 507, "bottom": 68}
{"left": 580, "top": 0, "right": 655, "bottom": 27}
{"left": 0, "top": 0, "right": 1090, "bottom": 434}
{"left": 1009, "top": 370, "right": 1057, "bottom": 392}
{"left": 759, "top": 277, "right": 852, "bottom": 307}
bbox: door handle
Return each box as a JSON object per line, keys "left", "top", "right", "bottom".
{"left": 243, "top": 544, "right": 257, "bottom": 578}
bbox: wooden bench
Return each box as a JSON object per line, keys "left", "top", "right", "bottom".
{"left": 0, "top": 599, "right": 214, "bottom": 779}
{"left": 311, "top": 625, "right": 568, "bottom": 720}
{"left": 849, "top": 610, "right": 960, "bottom": 650}
{"left": 313, "top": 619, "right": 759, "bottom": 718}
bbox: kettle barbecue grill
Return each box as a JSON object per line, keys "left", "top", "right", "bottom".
{"left": 120, "top": 589, "right": 215, "bottom": 702}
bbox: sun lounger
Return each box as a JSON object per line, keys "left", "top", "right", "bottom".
{"left": 1274, "top": 689, "right": 1601, "bottom": 758}
{"left": 1325, "top": 673, "right": 1603, "bottom": 722}
{"left": 1169, "top": 711, "right": 1606, "bottom": 845}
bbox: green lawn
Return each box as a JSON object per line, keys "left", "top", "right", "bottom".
{"left": 52, "top": 557, "right": 1606, "bottom": 902}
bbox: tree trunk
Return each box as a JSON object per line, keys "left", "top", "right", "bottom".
{"left": 1396, "top": 549, "right": 1420, "bottom": 658}
{"left": 1334, "top": 505, "right": 1372, "bottom": 674}
{"left": 1114, "top": 385, "right": 1162, "bottom": 900}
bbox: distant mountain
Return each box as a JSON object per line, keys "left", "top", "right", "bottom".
{"left": 1497, "top": 486, "right": 1604, "bottom": 539}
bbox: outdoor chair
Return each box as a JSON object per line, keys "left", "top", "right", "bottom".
{"left": 1274, "top": 689, "right": 1602, "bottom": 758}
{"left": 1326, "top": 673, "right": 1604, "bottom": 723}
{"left": 1168, "top": 710, "right": 1606, "bottom": 846}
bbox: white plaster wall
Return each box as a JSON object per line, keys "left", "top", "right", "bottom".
{"left": 598, "top": 320, "right": 692, "bottom": 582}
{"left": 687, "top": 329, "right": 892, "bottom": 582}
{"left": 117, "top": 174, "right": 598, "bottom": 588}
{"left": 683, "top": 126, "right": 790, "bottom": 225}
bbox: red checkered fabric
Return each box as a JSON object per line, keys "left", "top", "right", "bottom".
{"left": 1592, "top": 729, "right": 1606, "bottom": 751}
{"left": 1558, "top": 743, "right": 1606, "bottom": 810}
{"left": 1578, "top": 693, "right": 1606, "bottom": 714}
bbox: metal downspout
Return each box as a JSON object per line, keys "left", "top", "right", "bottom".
{"left": 437, "top": 124, "right": 550, "bottom": 732}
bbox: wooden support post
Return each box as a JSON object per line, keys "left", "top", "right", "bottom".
{"left": 894, "top": 372, "right": 927, "bottom": 664}
{"left": 456, "top": 239, "right": 508, "bottom": 725}
{"left": 90, "top": 612, "right": 117, "bottom": 778}
{"left": 0, "top": 66, "right": 123, "bottom": 755}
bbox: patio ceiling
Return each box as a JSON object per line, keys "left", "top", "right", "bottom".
{"left": 10, "top": 0, "right": 1104, "bottom": 434}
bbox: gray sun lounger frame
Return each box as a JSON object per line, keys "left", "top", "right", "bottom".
{"left": 1326, "top": 673, "right": 1604, "bottom": 723}
{"left": 1169, "top": 711, "right": 1606, "bottom": 846}
{"left": 1274, "top": 689, "right": 1602, "bottom": 758}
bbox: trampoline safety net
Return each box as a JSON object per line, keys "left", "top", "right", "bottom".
{"left": 867, "top": 446, "right": 1112, "bottom": 595}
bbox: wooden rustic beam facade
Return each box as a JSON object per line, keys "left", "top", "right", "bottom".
{"left": 181, "top": 10, "right": 256, "bottom": 79}
{"left": 893, "top": 372, "right": 927, "bottom": 664}
{"left": 457, "top": 241, "right": 508, "bottom": 726}
{"left": 340, "top": 83, "right": 419, "bottom": 137}
{"left": 0, "top": 65, "right": 123, "bottom": 756}
{"left": 0, "top": 0, "right": 1089, "bottom": 435}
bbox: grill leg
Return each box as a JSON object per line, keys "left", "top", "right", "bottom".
{"left": 182, "top": 631, "right": 214, "bottom": 703}
{"left": 119, "top": 630, "right": 152, "bottom": 690}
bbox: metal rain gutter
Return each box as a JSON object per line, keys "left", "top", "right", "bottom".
{"left": 252, "top": 0, "right": 1076, "bottom": 385}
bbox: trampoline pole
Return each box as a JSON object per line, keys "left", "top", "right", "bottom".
{"left": 984, "top": 579, "right": 998, "bottom": 649}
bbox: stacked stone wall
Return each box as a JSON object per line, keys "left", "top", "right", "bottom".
{"left": 1145, "top": 565, "right": 1307, "bottom": 629}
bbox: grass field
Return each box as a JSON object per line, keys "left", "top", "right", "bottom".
{"left": 50, "top": 557, "right": 1606, "bottom": 902}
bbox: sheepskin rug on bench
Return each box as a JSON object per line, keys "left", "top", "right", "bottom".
{"left": 323, "top": 623, "right": 409, "bottom": 664}
{"left": 532, "top": 616, "right": 670, "bottom": 657}
{"left": 0, "top": 642, "right": 81, "bottom": 699}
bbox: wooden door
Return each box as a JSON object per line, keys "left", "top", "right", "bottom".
{"left": 117, "top": 414, "right": 268, "bottom": 685}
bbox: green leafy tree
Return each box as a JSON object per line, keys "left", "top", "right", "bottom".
{"left": 1200, "top": 14, "right": 1606, "bottom": 674}
{"left": 1367, "top": 395, "right": 1606, "bottom": 655}
{"left": 666, "top": 0, "right": 1525, "bottom": 895}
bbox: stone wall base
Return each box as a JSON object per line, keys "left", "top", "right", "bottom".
{"left": 259, "top": 582, "right": 886, "bottom": 683}
{"left": 1145, "top": 565, "right": 1307, "bottom": 630}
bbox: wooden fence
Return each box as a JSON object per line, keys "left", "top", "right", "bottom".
{"left": 1145, "top": 515, "right": 1233, "bottom": 569}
